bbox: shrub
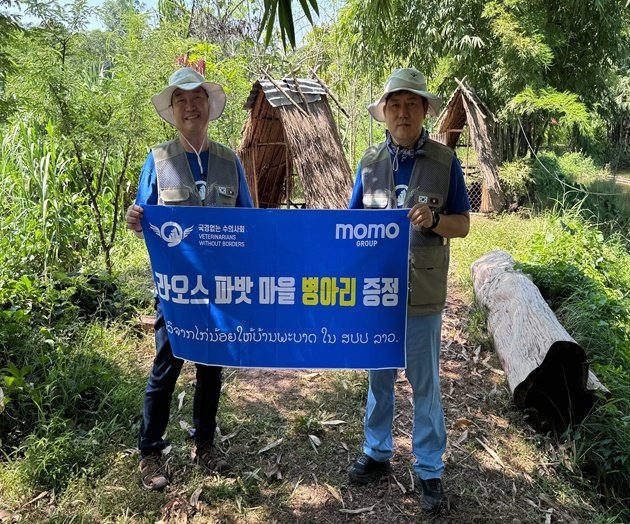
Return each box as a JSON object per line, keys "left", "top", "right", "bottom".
{"left": 517, "top": 210, "right": 630, "bottom": 512}
{"left": 499, "top": 152, "right": 630, "bottom": 248}
{"left": 499, "top": 157, "right": 533, "bottom": 207}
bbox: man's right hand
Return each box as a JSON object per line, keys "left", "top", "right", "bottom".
{"left": 125, "top": 204, "right": 144, "bottom": 234}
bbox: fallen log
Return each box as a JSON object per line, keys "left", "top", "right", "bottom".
{"left": 471, "top": 250, "right": 607, "bottom": 433}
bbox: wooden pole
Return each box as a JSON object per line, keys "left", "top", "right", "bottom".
{"left": 309, "top": 67, "right": 350, "bottom": 119}
{"left": 261, "top": 70, "right": 309, "bottom": 118}
{"left": 290, "top": 73, "right": 311, "bottom": 115}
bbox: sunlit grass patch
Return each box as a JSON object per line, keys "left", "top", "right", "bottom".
{"left": 450, "top": 212, "right": 549, "bottom": 297}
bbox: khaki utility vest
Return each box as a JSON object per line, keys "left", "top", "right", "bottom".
{"left": 153, "top": 138, "right": 238, "bottom": 207}
{"left": 360, "top": 139, "right": 453, "bottom": 315}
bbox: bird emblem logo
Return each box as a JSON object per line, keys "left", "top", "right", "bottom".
{"left": 149, "top": 221, "right": 193, "bottom": 247}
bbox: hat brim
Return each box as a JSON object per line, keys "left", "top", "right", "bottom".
{"left": 368, "top": 88, "right": 442, "bottom": 122}
{"left": 151, "top": 81, "right": 227, "bottom": 125}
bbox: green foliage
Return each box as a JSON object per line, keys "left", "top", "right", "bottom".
{"left": 0, "top": 296, "right": 144, "bottom": 489}
{"left": 1, "top": 362, "right": 38, "bottom": 419}
{"left": 0, "top": 1, "right": 21, "bottom": 121}
{"left": 156, "top": 0, "right": 191, "bottom": 29}
{"left": 603, "top": 74, "right": 630, "bottom": 169}
{"left": 498, "top": 152, "right": 630, "bottom": 241}
{"left": 99, "top": 0, "right": 144, "bottom": 33}
{"left": 2, "top": 0, "right": 276, "bottom": 278}
{"left": 185, "top": 42, "right": 257, "bottom": 150}
{"left": 484, "top": 0, "right": 629, "bottom": 108}
{"left": 3, "top": 4, "right": 200, "bottom": 272}
{"left": 554, "top": 152, "right": 600, "bottom": 182}
{"left": 549, "top": 153, "right": 630, "bottom": 233}
{"left": 504, "top": 87, "right": 591, "bottom": 150}
{"left": 0, "top": 229, "right": 140, "bottom": 459}
{"left": 329, "top": 0, "right": 630, "bottom": 163}
{"left": 482, "top": 0, "right": 554, "bottom": 98}
{"left": 0, "top": 120, "right": 92, "bottom": 275}
{"left": 516, "top": 212, "right": 630, "bottom": 512}
{"left": 18, "top": 415, "right": 116, "bottom": 490}
{"left": 259, "top": 0, "right": 319, "bottom": 50}
{"left": 111, "top": 231, "right": 155, "bottom": 309}
{"left": 498, "top": 157, "right": 533, "bottom": 206}
{"left": 583, "top": 178, "right": 630, "bottom": 239}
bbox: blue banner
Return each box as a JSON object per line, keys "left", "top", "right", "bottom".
{"left": 141, "top": 206, "right": 410, "bottom": 369}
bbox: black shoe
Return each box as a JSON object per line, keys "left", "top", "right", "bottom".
{"left": 419, "top": 478, "right": 445, "bottom": 512}
{"left": 348, "top": 454, "right": 391, "bottom": 484}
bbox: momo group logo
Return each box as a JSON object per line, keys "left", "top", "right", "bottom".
{"left": 149, "top": 221, "right": 194, "bottom": 247}
{"left": 335, "top": 221, "right": 400, "bottom": 247}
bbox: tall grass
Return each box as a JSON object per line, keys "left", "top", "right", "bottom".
{"left": 0, "top": 318, "right": 146, "bottom": 498}
{"left": 499, "top": 151, "right": 630, "bottom": 244}
{"left": 0, "top": 120, "right": 91, "bottom": 276}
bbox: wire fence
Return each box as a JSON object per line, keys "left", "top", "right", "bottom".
{"left": 456, "top": 136, "right": 483, "bottom": 212}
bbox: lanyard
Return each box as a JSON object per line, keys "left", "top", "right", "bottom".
{"left": 180, "top": 134, "right": 207, "bottom": 174}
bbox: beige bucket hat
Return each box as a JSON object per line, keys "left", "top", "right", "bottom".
{"left": 368, "top": 68, "right": 442, "bottom": 122}
{"left": 151, "top": 67, "right": 227, "bottom": 125}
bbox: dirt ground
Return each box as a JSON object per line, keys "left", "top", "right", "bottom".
{"left": 154, "top": 292, "right": 602, "bottom": 524}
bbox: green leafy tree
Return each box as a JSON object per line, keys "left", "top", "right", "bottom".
{"left": 503, "top": 87, "right": 591, "bottom": 157}
{"left": 99, "top": 0, "right": 145, "bottom": 33}
{"left": 330, "top": 0, "right": 630, "bottom": 160}
{"left": 3, "top": 0, "right": 278, "bottom": 274}
{"left": 0, "top": 0, "right": 22, "bottom": 120}
{"left": 259, "top": 0, "right": 319, "bottom": 49}
{"left": 4, "top": 2, "right": 186, "bottom": 273}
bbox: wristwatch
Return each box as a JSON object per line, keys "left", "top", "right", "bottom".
{"left": 427, "top": 209, "right": 441, "bottom": 230}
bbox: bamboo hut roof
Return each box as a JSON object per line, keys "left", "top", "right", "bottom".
{"left": 238, "top": 76, "right": 353, "bottom": 209}
{"left": 433, "top": 79, "right": 497, "bottom": 149}
{"left": 432, "top": 78, "right": 504, "bottom": 213}
{"left": 244, "top": 79, "right": 327, "bottom": 110}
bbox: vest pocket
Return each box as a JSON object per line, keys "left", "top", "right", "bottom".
{"left": 408, "top": 245, "right": 449, "bottom": 307}
{"left": 161, "top": 187, "right": 191, "bottom": 204}
{"left": 362, "top": 191, "right": 390, "bottom": 209}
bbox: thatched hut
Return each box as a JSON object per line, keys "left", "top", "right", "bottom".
{"left": 238, "top": 76, "right": 353, "bottom": 209}
{"left": 432, "top": 79, "right": 504, "bottom": 213}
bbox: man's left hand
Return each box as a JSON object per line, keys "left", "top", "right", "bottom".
{"left": 408, "top": 203, "right": 435, "bottom": 229}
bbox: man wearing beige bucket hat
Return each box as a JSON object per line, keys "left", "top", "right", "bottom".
{"left": 125, "top": 67, "right": 253, "bottom": 491}
{"left": 348, "top": 68, "right": 470, "bottom": 512}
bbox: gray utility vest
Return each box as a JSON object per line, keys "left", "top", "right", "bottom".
{"left": 153, "top": 138, "right": 238, "bottom": 207}
{"left": 361, "top": 139, "right": 453, "bottom": 315}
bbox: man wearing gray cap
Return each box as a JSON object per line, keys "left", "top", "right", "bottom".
{"left": 347, "top": 68, "right": 470, "bottom": 512}
{"left": 125, "top": 67, "right": 253, "bottom": 491}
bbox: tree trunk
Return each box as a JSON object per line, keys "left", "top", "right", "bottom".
{"left": 471, "top": 250, "right": 607, "bottom": 433}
